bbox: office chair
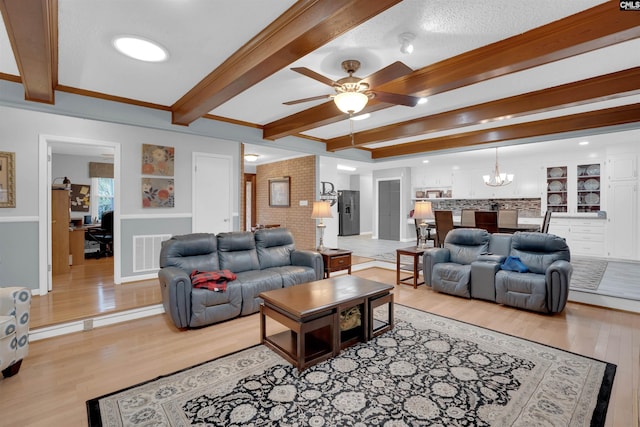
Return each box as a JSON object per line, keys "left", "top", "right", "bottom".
{"left": 86, "top": 210, "right": 113, "bottom": 258}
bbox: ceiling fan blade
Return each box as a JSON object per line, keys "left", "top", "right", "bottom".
{"left": 371, "top": 91, "right": 421, "bottom": 107}
{"left": 361, "top": 61, "right": 413, "bottom": 88}
{"left": 283, "top": 94, "right": 332, "bottom": 105}
{"left": 291, "top": 67, "right": 338, "bottom": 87}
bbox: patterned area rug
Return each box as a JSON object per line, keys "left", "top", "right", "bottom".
{"left": 569, "top": 257, "right": 608, "bottom": 291}
{"left": 87, "top": 305, "right": 615, "bottom": 426}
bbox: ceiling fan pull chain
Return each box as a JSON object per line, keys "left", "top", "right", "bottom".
{"left": 349, "top": 113, "right": 355, "bottom": 145}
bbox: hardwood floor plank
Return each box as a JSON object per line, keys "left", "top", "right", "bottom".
{"left": 2, "top": 267, "right": 637, "bottom": 426}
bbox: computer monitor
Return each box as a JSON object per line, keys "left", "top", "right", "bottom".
{"left": 84, "top": 215, "right": 92, "bottom": 225}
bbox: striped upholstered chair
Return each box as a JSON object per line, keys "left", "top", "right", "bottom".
{"left": 0, "top": 287, "right": 31, "bottom": 378}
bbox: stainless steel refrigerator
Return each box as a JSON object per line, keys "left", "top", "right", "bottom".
{"left": 338, "top": 190, "right": 360, "bottom": 236}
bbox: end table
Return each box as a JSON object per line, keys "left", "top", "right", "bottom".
{"left": 319, "top": 249, "right": 352, "bottom": 278}
{"left": 396, "top": 246, "right": 426, "bottom": 288}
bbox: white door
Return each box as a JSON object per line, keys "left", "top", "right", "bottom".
{"left": 193, "top": 153, "right": 233, "bottom": 233}
{"left": 607, "top": 181, "right": 637, "bottom": 259}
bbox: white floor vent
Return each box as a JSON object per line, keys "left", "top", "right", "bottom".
{"left": 133, "top": 234, "right": 171, "bottom": 272}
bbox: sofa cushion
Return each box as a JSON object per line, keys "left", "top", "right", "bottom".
{"left": 190, "top": 283, "right": 242, "bottom": 328}
{"left": 255, "top": 228, "right": 295, "bottom": 269}
{"left": 160, "top": 233, "right": 219, "bottom": 272}
{"left": 432, "top": 263, "right": 472, "bottom": 298}
{"left": 235, "top": 270, "right": 284, "bottom": 315}
{"left": 444, "top": 229, "right": 490, "bottom": 265}
{"left": 217, "top": 232, "right": 260, "bottom": 273}
{"left": 266, "top": 266, "right": 317, "bottom": 288}
{"left": 510, "top": 232, "right": 570, "bottom": 274}
{"left": 495, "top": 270, "right": 548, "bottom": 312}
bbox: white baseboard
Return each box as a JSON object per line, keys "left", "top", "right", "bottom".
{"left": 568, "top": 290, "right": 640, "bottom": 313}
{"left": 29, "top": 304, "right": 165, "bottom": 341}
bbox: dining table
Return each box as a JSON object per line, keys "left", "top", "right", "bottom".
{"left": 453, "top": 223, "right": 540, "bottom": 233}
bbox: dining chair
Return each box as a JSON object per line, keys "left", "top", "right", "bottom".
{"left": 474, "top": 211, "right": 499, "bottom": 233}
{"left": 434, "top": 210, "right": 454, "bottom": 247}
{"left": 498, "top": 209, "right": 518, "bottom": 228}
{"left": 541, "top": 210, "right": 552, "bottom": 233}
{"left": 460, "top": 209, "right": 476, "bottom": 227}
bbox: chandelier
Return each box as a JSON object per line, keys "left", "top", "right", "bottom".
{"left": 483, "top": 147, "right": 514, "bottom": 187}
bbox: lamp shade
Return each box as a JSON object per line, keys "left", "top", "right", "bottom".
{"left": 333, "top": 92, "right": 368, "bottom": 114}
{"left": 413, "top": 201, "right": 433, "bottom": 219}
{"left": 311, "top": 200, "right": 333, "bottom": 219}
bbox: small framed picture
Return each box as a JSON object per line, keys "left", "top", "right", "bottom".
{"left": 269, "top": 176, "right": 290, "bottom": 207}
{"left": 426, "top": 190, "right": 441, "bottom": 198}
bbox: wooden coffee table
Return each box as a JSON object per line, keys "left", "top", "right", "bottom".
{"left": 259, "top": 276, "right": 394, "bottom": 371}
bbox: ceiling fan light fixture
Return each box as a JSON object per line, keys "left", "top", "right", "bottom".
{"left": 334, "top": 91, "right": 369, "bottom": 114}
{"left": 244, "top": 153, "right": 259, "bottom": 162}
{"left": 113, "top": 36, "right": 168, "bottom": 62}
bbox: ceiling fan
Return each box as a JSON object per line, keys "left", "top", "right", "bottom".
{"left": 284, "top": 60, "right": 421, "bottom": 115}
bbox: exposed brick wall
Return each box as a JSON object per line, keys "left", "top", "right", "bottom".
{"left": 256, "top": 156, "right": 316, "bottom": 250}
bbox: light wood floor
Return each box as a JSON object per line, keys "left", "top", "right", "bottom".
{"left": 31, "top": 257, "right": 162, "bottom": 328}
{"left": 2, "top": 268, "right": 638, "bottom": 426}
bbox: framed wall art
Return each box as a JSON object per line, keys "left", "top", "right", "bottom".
{"left": 142, "top": 178, "right": 174, "bottom": 208}
{"left": 269, "top": 176, "right": 290, "bottom": 207}
{"left": 142, "top": 144, "right": 175, "bottom": 176}
{"left": 0, "top": 151, "right": 15, "bottom": 208}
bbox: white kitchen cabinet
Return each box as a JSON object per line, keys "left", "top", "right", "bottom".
{"left": 452, "top": 166, "right": 539, "bottom": 198}
{"left": 607, "top": 153, "right": 637, "bottom": 182}
{"left": 542, "top": 162, "right": 603, "bottom": 215}
{"left": 606, "top": 180, "right": 637, "bottom": 260}
{"left": 548, "top": 217, "right": 605, "bottom": 257}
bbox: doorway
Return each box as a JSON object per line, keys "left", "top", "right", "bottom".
{"left": 39, "top": 135, "right": 121, "bottom": 296}
{"left": 378, "top": 179, "right": 400, "bottom": 240}
{"left": 245, "top": 173, "right": 256, "bottom": 230}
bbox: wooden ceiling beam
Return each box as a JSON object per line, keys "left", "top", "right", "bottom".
{"left": 0, "top": 0, "right": 57, "bottom": 103}
{"left": 171, "top": 0, "right": 402, "bottom": 126}
{"left": 371, "top": 103, "right": 640, "bottom": 159}
{"left": 326, "top": 67, "right": 640, "bottom": 151}
{"left": 263, "top": 1, "right": 640, "bottom": 141}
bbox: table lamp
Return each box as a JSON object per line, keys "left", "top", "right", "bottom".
{"left": 413, "top": 201, "right": 433, "bottom": 249}
{"left": 311, "top": 200, "right": 333, "bottom": 251}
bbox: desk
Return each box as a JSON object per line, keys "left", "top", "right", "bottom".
{"left": 396, "top": 246, "right": 426, "bottom": 288}
{"left": 69, "top": 229, "right": 85, "bottom": 265}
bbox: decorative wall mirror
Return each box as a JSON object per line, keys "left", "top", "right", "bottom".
{"left": 0, "top": 151, "right": 15, "bottom": 208}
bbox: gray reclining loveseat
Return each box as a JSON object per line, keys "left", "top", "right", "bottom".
{"left": 423, "top": 229, "right": 572, "bottom": 313}
{"left": 159, "top": 228, "right": 323, "bottom": 328}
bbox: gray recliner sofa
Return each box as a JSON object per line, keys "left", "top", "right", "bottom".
{"left": 159, "top": 228, "right": 323, "bottom": 328}
{"left": 423, "top": 229, "right": 572, "bottom": 314}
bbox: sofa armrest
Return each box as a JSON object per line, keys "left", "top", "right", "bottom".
{"left": 422, "top": 248, "right": 450, "bottom": 286}
{"left": 477, "top": 253, "right": 506, "bottom": 264}
{"left": 158, "top": 267, "right": 192, "bottom": 328}
{"left": 545, "top": 260, "right": 572, "bottom": 313}
{"left": 291, "top": 250, "right": 324, "bottom": 280}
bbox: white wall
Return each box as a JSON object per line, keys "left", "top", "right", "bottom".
{"left": 0, "top": 104, "right": 242, "bottom": 289}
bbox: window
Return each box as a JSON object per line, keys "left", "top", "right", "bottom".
{"left": 91, "top": 177, "right": 114, "bottom": 221}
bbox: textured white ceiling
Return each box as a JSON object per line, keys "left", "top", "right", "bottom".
{"left": 0, "top": 0, "right": 633, "bottom": 169}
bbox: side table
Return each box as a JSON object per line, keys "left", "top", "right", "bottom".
{"left": 396, "top": 246, "right": 426, "bottom": 288}
{"left": 319, "top": 249, "right": 352, "bottom": 278}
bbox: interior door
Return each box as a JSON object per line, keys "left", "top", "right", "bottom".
{"left": 607, "top": 181, "right": 637, "bottom": 259}
{"left": 378, "top": 179, "right": 400, "bottom": 240}
{"left": 193, "top": 153, "right": 233, "bottom": 233}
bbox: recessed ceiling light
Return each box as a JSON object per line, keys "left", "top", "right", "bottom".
{"left": 417, "top": 97, "right": 428, "bottom": 105}
{"left": 422, "top": 160, "right": 429, "bottom": 164}
{"left": 350, "top": 113, "right": 370, "bottom": 121}
{"left": 337, "top": 164, "right": 356, "bottom": 171}
{"left": 113, "top": 36, "right": 168, "bottom": 62}
{"left": 579, "top": 141, "right": 589, "bottom": 146}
